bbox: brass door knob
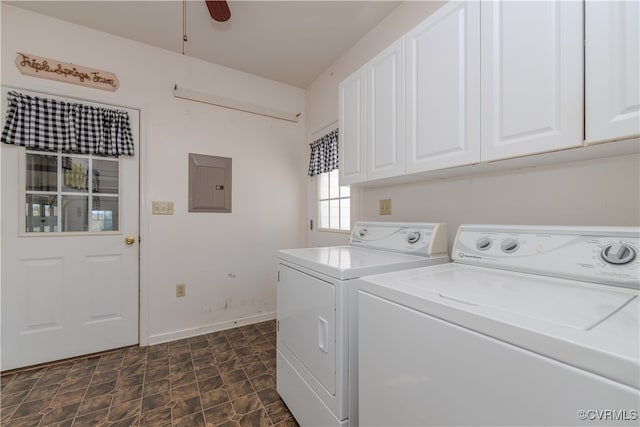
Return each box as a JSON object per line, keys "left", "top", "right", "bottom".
{"left": 124, "top": 236, "right": 136, "bottom": 245}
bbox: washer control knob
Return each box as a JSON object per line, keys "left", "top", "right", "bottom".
{"left": 358, "top": 228, "right": 368, "bottom": 238}
{"left": 601, "top": 243, "right": 636, "bottom": 265}
{"left": 501, "top": 238, "right": 520, "bottom": 254}
{"left": 407, "top": 231, "right": 420, "bottom": 244}
{"left": 476, "top": 236, "right": 493, "bottom": 251}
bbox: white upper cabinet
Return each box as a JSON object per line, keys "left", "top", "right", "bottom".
{"left": 405, "top": 1, "right": 481, "bottom": 174}
{"left": 585, "top": 0, "right": 640, "bottom": 144}
{"left": 337, "top": 0, "right": 635, "bottom": 186}
{"left": 480, "top": 0, "right": 583, "bottom": 161}
{"left": 366, "top": 38, "right": 406, "bottom": 181}
{"left": 339, "top": 65, "right": 366, "bottom": 185}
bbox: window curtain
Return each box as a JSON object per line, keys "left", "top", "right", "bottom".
{"left": 308, "top": 128, "right": 339, "bottom": 176}
{"left": 1, "top": 91, "right": 134, "bottom": 157}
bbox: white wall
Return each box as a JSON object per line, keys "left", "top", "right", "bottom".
{"left": 1, "top": 5, "right": 307, "bottom": 343}
{"left": 306, "top": 1, "right": 640, "bottom": 250}
{"left": 363, "top": 155, "right": 640, "bottom": 247}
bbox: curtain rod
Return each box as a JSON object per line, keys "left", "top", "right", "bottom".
{"left": 311, "top": 120, "right": 338, "bottom": 139}
{"left": 173, "top": 84, "right": 300, "bottom": 123}
{"left": 1, "top": 84, "right": 141, "bottom": 112}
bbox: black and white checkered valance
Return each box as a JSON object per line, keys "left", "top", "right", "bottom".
{"left": 308, "top": 128, "right": 339, "bottom": 177}
{"left": 1, "top": 91, "right": 134, "bottom": 157}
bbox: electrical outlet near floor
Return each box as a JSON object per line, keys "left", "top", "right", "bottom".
{"left": 176, "top": 283, "right": 186, "bottom": 297}
{"left": 380, "top": 199, "right": 392, "bottom": 215}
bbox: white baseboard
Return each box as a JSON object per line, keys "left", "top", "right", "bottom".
{"left": 147, "top": 311, "right": 276, "bottom": 345}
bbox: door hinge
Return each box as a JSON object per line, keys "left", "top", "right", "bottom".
{"left": 310, "top": 219, "right": 313, "bottom": 230}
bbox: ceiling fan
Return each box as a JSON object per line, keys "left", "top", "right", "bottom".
{"left": 205, "top": 0, "right": 231, "bottom": 22}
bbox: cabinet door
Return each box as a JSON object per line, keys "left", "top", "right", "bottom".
{"left": 405, "top": 1, "right": 480, "bottom": 174}
{"left": 366, "top": 38, "right": 405, "bottom": 181}
{"left": 585, "top": 0, "right": 640, "bottom": 144}
{"left": 338, "top": 66, "right": 366, "bottom": 185}
{"left": 481, "top": 1, "right": 583, "bottom": 161}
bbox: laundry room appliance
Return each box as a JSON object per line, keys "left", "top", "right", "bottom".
{"left": 277, "top": 222, "right": 448, "bottom": 426}
{"left": 357, "top": 224, "right": 640, "bottom": 426}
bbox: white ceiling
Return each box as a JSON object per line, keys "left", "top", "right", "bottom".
{"left": 6, "top": 1, "right": 401, "bottom": 88}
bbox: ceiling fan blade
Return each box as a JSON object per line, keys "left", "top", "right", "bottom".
{"left": 205, "top": 1, "right": 231, "bottom": 22}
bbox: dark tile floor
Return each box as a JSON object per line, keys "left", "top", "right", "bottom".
{"left": 0, "top": 320, "right": 298, "bottom": 427}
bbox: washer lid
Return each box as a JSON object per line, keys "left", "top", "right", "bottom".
{"left": 419, "top": 267, "right": 634, "bottom": 330}
{"left": 357, "top": 263, "right": 640, "bottom": 389}
{"left": 278, "top": 246, "right": 448, "bottom": 280}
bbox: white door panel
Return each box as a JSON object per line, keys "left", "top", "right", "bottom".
{"left": 405, "top": 0, "right": 481, "bottom": 173}
{"left": 585, "top": 0, "right": 640, "bottom": 143}
{"left": 338, "top": 66, "right": 366, "bottom": 185}
{"left": 1, "top": 89, "right": 140, "bottom": 370}
{"left": 481, "top": 0, "right": 583, "bottom": 161}
{"left": 366, "top": 38, "right": 405, "bottom": 181}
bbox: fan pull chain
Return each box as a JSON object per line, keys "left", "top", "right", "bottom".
{"left": 182, "top": 0, "right": 188, "bottom": 54}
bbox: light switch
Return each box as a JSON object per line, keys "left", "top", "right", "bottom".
{"left": 152, "top": 201, "right": 174, "bottom": 215}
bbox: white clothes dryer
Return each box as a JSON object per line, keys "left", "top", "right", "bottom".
{"left": 357, "top": 225, "right": 639, "bottom": 426}
{"left": 277, "top": 222, "right": 449, "bottom": 426}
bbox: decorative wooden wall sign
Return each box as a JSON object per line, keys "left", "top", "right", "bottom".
{"left": 15, "top": 52, "right": 119, "bottom": 92}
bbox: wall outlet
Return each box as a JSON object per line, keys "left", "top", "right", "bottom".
{"left": 380, "top": 199, "right": 392, "bottom": 215}
{"left": 176, "top": 283, "right": 186, "bottom": 297}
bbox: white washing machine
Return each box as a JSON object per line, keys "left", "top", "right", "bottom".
{"left": 277, "top": 222, "right": 449, "bottom": 426}
{"left": 357, "top": 225, "right": 639, "bottom": 426}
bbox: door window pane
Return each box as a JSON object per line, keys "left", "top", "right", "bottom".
{"left": 93, "top": 159, "right": 119, "bottom": 194}
{"left": 61, "top": 195, "right": 89, "bottom": 232}
{"left": 329, "top": 169, "right": 340, "bottom": 198}
{"left": 320, "top": 200, "right": 329, "bottom": 228}
{"left": 24, "top": 151, "right": 120, "bottom": 234}
{"left": 329, "top": 199, "right": 340, "bottom": 229}
{"left": 319, "top": 172, "right": 329, "bottom": 199}
{"left": 62, "top": 157, "right": 89, "bottom": 193}
{"left": 318, "top": 169, "right": 351, "bottom": 231}
{"left": 340, "top": 199, "right": 351, "bottom": 231}
{"left": 25, "top": 194, "right": 58, "bottom": 232}
{"left": 26, "top": 153, "right": 58, "bottom": 192}
{"left": 91, "top": 197, "right": 119, "bottom": 231}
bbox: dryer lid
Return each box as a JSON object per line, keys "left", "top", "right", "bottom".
{"left": 278, "top": 246, "right": 448, "bottom": 280}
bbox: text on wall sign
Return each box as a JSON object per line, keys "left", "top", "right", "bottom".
{"left": 15, "top": 52, "right": 119, "bottom": 92}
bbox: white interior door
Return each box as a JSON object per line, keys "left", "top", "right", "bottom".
{"left": 1, "top": 89, "right": 140, "bottom": 371}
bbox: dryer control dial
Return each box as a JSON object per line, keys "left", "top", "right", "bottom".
{"left": 501, "top": 238, "right": 520, "bottom": 254}
{"left": 407, "top": 231, "right": 420, "bottom": 244}
{"left": 601, "top": 243, "right": 636, "bottom": 265}
{"left": 476, "top": 236, "right": 493, "bottom": 251}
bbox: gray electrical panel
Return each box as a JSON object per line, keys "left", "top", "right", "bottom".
{"left": 188, "top": 153, "right": 232, "bottom": 213}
